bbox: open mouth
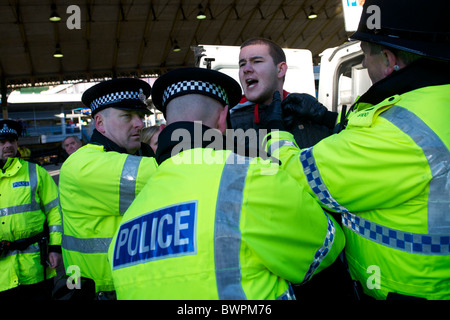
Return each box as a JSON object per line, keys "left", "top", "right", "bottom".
{"left": 246, "top": 78, "right": 258, "bottom": 88}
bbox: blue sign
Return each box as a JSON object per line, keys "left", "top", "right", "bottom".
{"left": 112, "top": 201, "right": 197, "bottom": 270}
{"left": 12, "top": 181, "right": 30, "bottom": 188}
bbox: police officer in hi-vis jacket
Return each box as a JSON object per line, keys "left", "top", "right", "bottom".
{"left": 108, "top": 67, "right": 345, "bottom": 300}
{"left": 0, "top": 120, "right": 62, "bottom": 300}
{"left": 264, "top": 0, "right": 450, "bottom": 300}
{"left": 59, "top": 78, "right": 158, "bottom": 299}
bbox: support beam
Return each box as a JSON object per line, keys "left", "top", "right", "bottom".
{"left": 1, "top": 75, "right": 8, "bottom": 120}
{"left": 160, "top": 1, "right": 183, "bottom": 69}
{"left": 11, "top": 1, "right": 35, "bottom": 85}
{"left": 211, "top": 3, "right": 235, "bottom": 45}
{"left": 137, "top": 1, "right": 156, "bottom": 75}
{"left": 52, "top": 11, "right": 63, "bottom": 83}
{"left": 304, "top": 1, "right": 338, "bottom": 50}
{"left": 85, "top": 0, "right": 94, "bottom": 81}
{"left": 289, "top": 0, "right": 331, "bottom": 48}
{"left": 259, "top": 2, "right": 287, "bottom": 38}
{"left": 112, "top": 0, "right": 126, "bottom": 78}
{"left": 273, "top": 5, "right": 305, "bottom": 45}
{"left": 232, "top": 1, "right": 262, "bottom": 46}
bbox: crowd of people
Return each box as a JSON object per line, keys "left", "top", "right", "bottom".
{"left": 0, "top": 0, "right": 449, "bottom": 301}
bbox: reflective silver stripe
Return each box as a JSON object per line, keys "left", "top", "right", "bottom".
{"left": 3, "top": 243, "right": 41, "bottom": 258}
{"left": 28, "top": 162, "right": 38, "bottom": 208}
{"left": 0, "top": 162, "right": 40, "bottom": 217}
{"left": 268, "top": 139, "right": 297, "bottom": 155}
{"left": 44, "top": 197, "right": 59, "bottom": 213}
{"left": 0, "top": 204, "right": 37, "bottom": 217}
{"left": 214, "top": 153, "right": 250, "bottom": 300}
{"left": 49, "top": 224, "right": 63, "bottom": 233}
{"left": 380, "top": 105, "right": 450, "bottom": 234}
{"left": 302, "top": 212, "right": 337, "bottom": 282}
{"left": 61, "top": 156, "right": 141, "bottom": 254}
{"left": 62, "top": 234, "right": 112, "bottom": 254}
{"left": 119, "top": 155, "right": 142, "bottom": 215}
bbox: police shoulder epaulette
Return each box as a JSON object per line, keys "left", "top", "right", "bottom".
{"left": 348, "top": 95, "right": 402, "bottom": 127}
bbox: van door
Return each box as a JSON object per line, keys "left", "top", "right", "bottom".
{"left": 318, "top": 41, "right": 371, "bottom": 112}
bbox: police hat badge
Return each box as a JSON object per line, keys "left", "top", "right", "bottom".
{"left": 0, "top": 120, "right": 22, "bottom": 140}
{"left": 82, "top": 78, "right": 152, "bottom": 116}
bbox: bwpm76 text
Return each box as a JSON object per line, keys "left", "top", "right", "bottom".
{"left": 177, "top": 304, "right": 272, "bottom": 317}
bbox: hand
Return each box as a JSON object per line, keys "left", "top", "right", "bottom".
{"left": 260, "top": 91, "right": 285, "bottom": 130}
{"left": 281, "top": 93, "right": 328, "bottom": 121}
{"left": 48, "top": 252, "right": 62, "bottom": 269}
{"left": 282, "top": 93, "right": 338, "bottom": 129}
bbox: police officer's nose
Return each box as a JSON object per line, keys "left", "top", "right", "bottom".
{"left": 3, "top": 141, "right": 14, "bottom": 148}
{"left": 132, "top": 115, "right": 145, "bottom": 129}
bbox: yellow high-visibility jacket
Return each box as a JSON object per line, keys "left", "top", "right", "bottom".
{"left": 265, "top": 81, "right": 450, "bottom": 300}
{"left": 0, "top": 157, "right": 62, "bottom": 292}
{"left": 59, "top": 143, "right": 157, "bottom": 293}
{"left": 108, "top": 122, "right": 345, "bottom": 300}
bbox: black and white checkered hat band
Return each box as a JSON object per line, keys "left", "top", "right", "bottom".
{"left": 162, "top": 81, "right": 229, "bottom": 107}
{"left": 0, "top": 125, "right": 17, "bottom": 135}
{"left": 90, "top": 91, "right": 142, "bottom": 111}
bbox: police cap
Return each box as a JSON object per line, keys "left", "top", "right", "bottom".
{"left": 151, "top": 67, "right": 242, "bottom": 117}
{"left": 0, "top": 120, "right": 21, "bottom": 140}
{"left": 351, "top": 0, "right": 450, "bottom": 61}
{"left": 82, "top": 78, "right": 152, "bottom": 116}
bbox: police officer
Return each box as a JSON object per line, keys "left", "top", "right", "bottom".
{"left": 264, "top": 0, "right": 450, "bottom": 300}
{"left": 107, "top": 67, "right": 345, "bottom": 300}
{"left": 59, "top": 78, "right": 158, "bottom": 299}
{"left": 0, "top": 120, "right": 62, "bottom": 299}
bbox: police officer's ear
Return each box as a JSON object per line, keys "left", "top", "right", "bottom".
{"left": 381, "top": 49, "right": 402, "bottom": 77}
{"left": 94, "top": 112, "right": 106, "bottom": 134}
{"left": 217, "top": 105, "right": 229, "bottom": 134}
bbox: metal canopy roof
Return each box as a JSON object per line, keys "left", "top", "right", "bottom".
{"left": 0, "top": 0, "right": 349, "bottom": 90}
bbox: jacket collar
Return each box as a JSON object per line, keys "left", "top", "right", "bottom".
{"left": 358, "top": 58, "right": 450, "bottom": 107}
{"left": 156, "top": 122, "right": 222, "bottom": 165}
{"left": 1, "top": 157, "right": 21, "bottom": 176}
{"left": 155, "top": 121, "right": 273, "bottom": 165}
{"left": 90, "top": 129, "right": 155, "bottom": 157}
